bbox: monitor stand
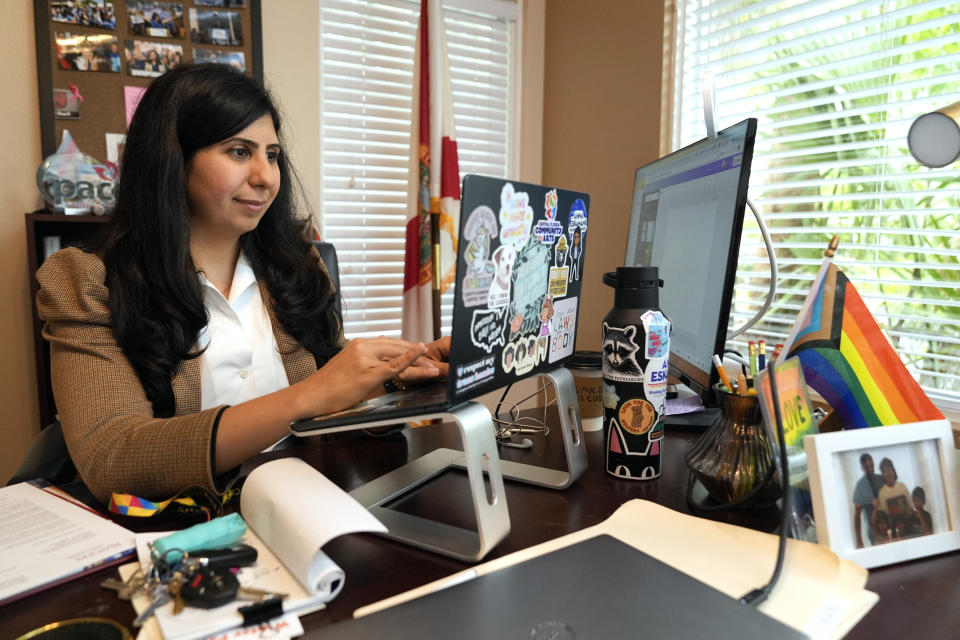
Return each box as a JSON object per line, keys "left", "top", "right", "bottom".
{"left": 664, "top": 383, "right": 719, "bottom": 431}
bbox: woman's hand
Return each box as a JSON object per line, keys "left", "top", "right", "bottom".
{"left": 296, "top": 337, "right": 439, "bottom": 417}
{"left": 415, "top": 335, "right": 451, "bottom": 379}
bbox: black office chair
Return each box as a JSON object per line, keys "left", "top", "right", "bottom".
{"left": 7, "top": 420, "right": 76, "bottom": 486}
{"left": 313, "top": 240, "right": 342, "bottom": 311}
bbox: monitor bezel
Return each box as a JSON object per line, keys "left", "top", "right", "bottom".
{"left": 626, "top": 118, "right": 757, "bottom": 402}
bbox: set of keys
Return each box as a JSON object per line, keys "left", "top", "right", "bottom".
{"left": 101, "top": 544, "right": 285, "bottom": 626}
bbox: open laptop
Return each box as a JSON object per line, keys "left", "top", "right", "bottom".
{"left": 292, "top": 174, "right": 591, "bottom": 434}
{"left": 318, "top": 534, "right": 809, "bottom": 639}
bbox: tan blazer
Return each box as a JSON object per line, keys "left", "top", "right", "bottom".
{"left": 36, "top": 248, "right": 322, "bottom": 503}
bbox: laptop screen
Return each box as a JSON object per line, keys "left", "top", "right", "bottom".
{"left": 448, "top": 175, "right": 590, "bottom": 403}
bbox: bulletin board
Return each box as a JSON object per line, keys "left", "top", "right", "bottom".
{"left": 33, "top": 0, "right": 263, "bottom": 162}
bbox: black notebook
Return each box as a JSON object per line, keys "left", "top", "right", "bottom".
{"left": 316, "top": 534, "right": 808, "bottom": 639}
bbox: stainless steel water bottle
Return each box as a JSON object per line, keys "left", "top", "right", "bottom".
{"left": 601, "top": 266, "right": 670, "bottom": 480}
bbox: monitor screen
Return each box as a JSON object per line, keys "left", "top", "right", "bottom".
{"left": 625, "top": 118, "right": 757, "bottom": 403}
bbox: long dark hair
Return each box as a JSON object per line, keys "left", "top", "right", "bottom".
{"left": 96, "top": 64, "right": 341, "bottom": 417}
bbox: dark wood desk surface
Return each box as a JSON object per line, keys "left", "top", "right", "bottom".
{"left": 4, "top": 420, "right": 959, "bottom": 639}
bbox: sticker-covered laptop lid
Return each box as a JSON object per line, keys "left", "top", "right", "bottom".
{"left": 448, "top": 174, "right": 590, "bottom": 403}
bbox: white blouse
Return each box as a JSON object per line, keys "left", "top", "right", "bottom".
{"left": 196, "top": 252, "right": 290, "bottom": 411}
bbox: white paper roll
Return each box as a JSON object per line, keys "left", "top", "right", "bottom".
{"left": 240, "top": 458, "right": 387, "bottom": 603}
{"left": 309, "top": 549, "right": 346, "bottom": 602}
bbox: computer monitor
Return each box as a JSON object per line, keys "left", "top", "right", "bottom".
{"left": 625, "top": 118, "right": 757, "bottom": 425}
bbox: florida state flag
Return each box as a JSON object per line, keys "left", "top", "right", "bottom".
{"left": 402, "top": 0, "right": 460, "bottom": 342}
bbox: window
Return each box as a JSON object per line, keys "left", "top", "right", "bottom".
{"left": 319, "top": 0, "right": 517, "bottom": 338}
{"left": 670, "top": 0, "right": 960, "bottom": 410}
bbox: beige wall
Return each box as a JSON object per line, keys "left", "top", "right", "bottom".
{"left": 261, "top": 1, "right": 322, "bottom": 221}
{"left": 542, "top": 0, "right": 665, "bottom": 352}
{"left": 1, "top": 3, "right": 44, "bottom": 481}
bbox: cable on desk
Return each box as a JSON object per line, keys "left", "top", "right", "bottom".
{"left": 492, "top": 382, "right": 551, "bottom": 446}
{"left": 739, "top": 360, "right": 790, "bottom": 607}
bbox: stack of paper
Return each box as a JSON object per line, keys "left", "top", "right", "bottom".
{"left": 0, "top": 482, "right": 135, "bottom": 606}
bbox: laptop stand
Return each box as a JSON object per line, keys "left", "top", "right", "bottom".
{"left": 463, "top": 365, "right": 588, "bottom": 489}
{"left": 297, "top": 367, "right": 587, "bottom": 562}
{"left": 344, "top": 401, "right": 509, "bottom": 562}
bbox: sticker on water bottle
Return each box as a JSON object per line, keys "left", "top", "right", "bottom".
{"left": 618, "top": 398, "right": 656, "bottom": 435}
{"left": 643, "top": 358, "right": 669, "bottom": 415}
{"left": 601, "top": 322, "right": 644, "bottom": 382}
{"left": 641, "top": 310, "right": 670, "bottom": 359}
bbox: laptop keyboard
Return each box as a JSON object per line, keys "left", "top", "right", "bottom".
{"left": 393, "top": 383, "right": 449, "bottom": 408}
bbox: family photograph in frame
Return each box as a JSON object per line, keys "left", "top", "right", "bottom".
{"left": 805, "top": 420, "right": 960, "bottom": 569}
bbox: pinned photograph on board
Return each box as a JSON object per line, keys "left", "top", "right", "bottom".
{"left": 128, "top": 2, "right": 185, "bottom": 39}
{"left": 51, "top": 1, "right": 117, "bottom": 30}
{"left": 56, "top": 33, "right": 122, "bottom": 73}
{"left": 195, "top": 0, "right": 246, "bottom": 6}
{"left": 53, "top": 88, "right": 80, "bottom": 119}
{"left": 124, "top": 40, "right": 183, "bottom": 77}
{"left": 189, "top": 9, "right": 244, "bottom": 47}
{"left": 194, "top": 48, "right": 246, "bottom": 72}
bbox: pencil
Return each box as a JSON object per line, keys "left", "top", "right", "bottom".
{"left": 771, "top": 343, "right": 784, "bottom": 363}
{"left": 713, "top": 354, "right": 732, "bottom": 392}
{"left": 748, "top": 341, "right": 758, "bottom": 378}
{"left": 758, "top": 339, "right": 766, "bottom": 370}
{"left": 737, "top": 373, "right": 748, "bottom": 396}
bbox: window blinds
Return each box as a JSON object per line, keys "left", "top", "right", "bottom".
{"left": 672, "top": 0, "right": 960, "bottom": 408}
{"left": 319, "top": 0, "right": 515, "bottom": 338}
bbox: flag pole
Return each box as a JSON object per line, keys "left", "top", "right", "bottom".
{"left": 430, "top": 198, "right": 442, "bottom": 340}
{"left": 779, "top": 235, "right": 840, "bottom": 358}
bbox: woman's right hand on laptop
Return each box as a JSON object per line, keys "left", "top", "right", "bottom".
{"left": 296, "top": 338, "right": 440, "bottom": 416}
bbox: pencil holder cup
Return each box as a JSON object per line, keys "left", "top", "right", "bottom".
{"left": 684, "top": 382, "right": 780, "bottom": 509}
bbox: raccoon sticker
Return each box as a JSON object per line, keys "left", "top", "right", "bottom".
{"left": 601, "top": 323, "right": 644, "bottom": 382}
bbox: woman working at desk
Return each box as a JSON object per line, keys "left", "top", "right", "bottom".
{"left": 37, "top": 64, "right": 449, "bottom": 504}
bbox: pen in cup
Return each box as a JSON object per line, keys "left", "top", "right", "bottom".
{"left": 713, "top": 354, "right": 732, "bottom": 392}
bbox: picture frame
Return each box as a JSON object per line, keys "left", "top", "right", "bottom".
{"left": 805, "top": 419, "right": 960, "bottom": 569}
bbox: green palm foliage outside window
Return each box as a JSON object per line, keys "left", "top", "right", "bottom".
{"left": 672, "top": 0, "right": 960, "bottom": 408}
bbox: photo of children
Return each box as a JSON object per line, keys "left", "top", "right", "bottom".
{"left": 55, "top": 32, "right": 121, "bottom": 73}
{"left": 51, "top": 0, "right": 117, "bottom": 30}
{"left": 127, "top": 2, "right": 185, "bottom": 39}
{"left": 193, "top": 49, "right": 245, "bottom": 72}
{"left": 189, "top": 9, "right": 243, "bottom": 47}
{"left": 839, "top": 439, "right": 945, "bottom": 549}
{"left": 124, "top": 40, "right": 184, "bottom": 78}
{"left": 195, "top": 0, "right": 246, "bottom": 6}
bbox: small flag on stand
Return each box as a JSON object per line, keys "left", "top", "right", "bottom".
{"left": 402, "top": 0, "right": 461, "bottom": 342}
{"left": 780, "top": 237, "right": 943, "bottom": 429}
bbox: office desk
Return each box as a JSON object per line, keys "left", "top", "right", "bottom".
{"left": 4, "top": 420, "right": 959, "bottom": 639}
